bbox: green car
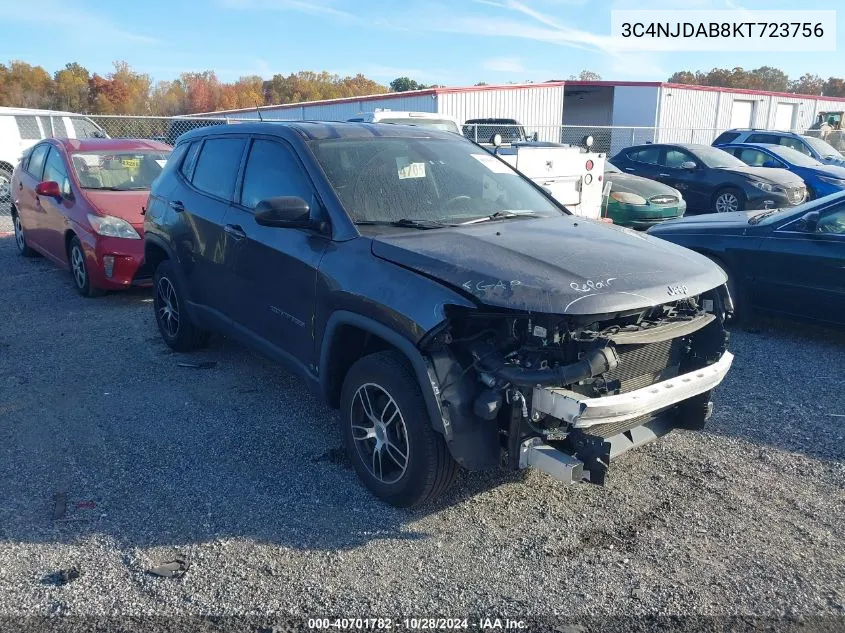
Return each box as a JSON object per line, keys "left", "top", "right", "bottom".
{"left": 602, "top": 162, "right": 686, "bottom": 229}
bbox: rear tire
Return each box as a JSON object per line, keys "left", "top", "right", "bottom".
{"left": 153, "top": 259, "right": 210, "bottom": 351}
{"left": 340, "top": 351, "right": 457, "bottom": 507}
{"left": 713, "top": 187, "right": 744, "bottom": 214}
{"left": 12, "top": 209, "right": 35, "bottom": 257}
{"left": 69, "top": 236, "right": 104, "bottom": 298}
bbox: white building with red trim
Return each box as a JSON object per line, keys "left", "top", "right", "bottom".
{"left": 193, "top": 80, "right": 845, "bottom": 150}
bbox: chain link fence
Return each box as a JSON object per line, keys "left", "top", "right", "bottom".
{"left": 0, "top": 113, "right": 753, "bottom": 234}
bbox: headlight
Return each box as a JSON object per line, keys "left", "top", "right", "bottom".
{"left": 609, "top": 191, "right": 648, "bottom": 205}
{"left": 750, "top": 180, "right": 786, "bottom": 194}
{"left": 87, "top": 214, "right": 141, "bottom": 239}
{"left": 817, "top": 175, "right": 845, "bottom": 187}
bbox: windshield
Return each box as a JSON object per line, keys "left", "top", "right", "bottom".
{"left": 692, "top": 146, "right": 747, "bottom": 169}
{"left": 310, "top": 136, "right": 562, "bottom": 224}
{"left": 70, "top": 150, "right": 170, "bottom": 190}
{"left": 802, "top": 134, "right": 844, "bottom": 159}
{"left": 378, "top": 118, "right": 460, "bottom": 134}
{"left": 765, "top": 145, "right": 824, "bottom": 167}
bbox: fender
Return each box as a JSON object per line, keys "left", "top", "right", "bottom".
{"left": 319, "top": 311, "right": 450, "bottom": 440}
{"left": 143, "top": 233, "right": 204, "bottom": 325}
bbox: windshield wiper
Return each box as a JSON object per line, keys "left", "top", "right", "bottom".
{"left": 459, "top": 210, "right": 543, "bottom": 225}
{"left": 354, "top": 218, "right": 452, "bottom": 229}
{"left": 748, "top": 209, "right": 781, "bottom": 224}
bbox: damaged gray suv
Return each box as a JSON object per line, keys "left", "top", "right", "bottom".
{"left": 143, "top": 122, "right": 734, "bottom": 507}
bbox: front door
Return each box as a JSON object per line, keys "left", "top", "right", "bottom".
{"left": 658, "top": 148, "right": 709, "bottom": 210}
{"left": 753, "top": 203, "right": 845, "bottom": 322}
{"left": 223, "top": 137, "right": 329, "bottom": 370}
{"left": 38, "top": 146, "right": 75, "bottom": 262}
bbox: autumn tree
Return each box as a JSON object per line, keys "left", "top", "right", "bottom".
{"left": 823, "top": 78, "right": 845, "bottom": 97}
{"left": 568, "top": 70, "right": 602, "bottom": 81}
{"left": 53, "top": 63, "right": 90, "bottom": 112}
{"left": 791, "top": 73, "right": 824, "bottom": 96}
{"left": 389, "top": 77, "right": 428, "bottom": 92}
{"left": 0, "top": 60, "right": 53, "bottom": 108}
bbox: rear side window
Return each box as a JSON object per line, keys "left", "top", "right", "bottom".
{"left": 778, "top": 137, "right": 811, "bottom": 155}
{"left": 27, "top": 144, "right": 50, "bottom": 178}
{"left": 240, "top": 139, "right": 314, "bottom": 210}
{"left": 747, "top": 133, "right": 779, "bottom": 144}
{"left": 662, "top": 149, "right": 694, "bottom": 168}
{"left": 628, "top": 147, "right": 660, "bottom": 164}
{"left": 713, "top": 131, "right": 741, "bottom": 145}
{"left": 190, "top": 137, "right": 246, "bottom": 201}
{"left": 180, "top": 142, "right": 200, "bottom": 180}
{"left": 15, "top": 116, "right": 42, "bottom": 140}
{"left": 52, "top": 117, "right": 68, "bottom": 138}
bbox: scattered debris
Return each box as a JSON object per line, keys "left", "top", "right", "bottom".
{"left": 147, "top": 556, "right": 190, "bottom": 578}
{"left": 312, "top": 447, "right": 350, "bottom": 467}
{"left": 42, "top": 566, "right": 81, "bottom": 586}
{"left": 177, "top": 361, "right": 217, "bottom": 369}
{"left": 52, "top": 493, "right": 67, "bottom": 520}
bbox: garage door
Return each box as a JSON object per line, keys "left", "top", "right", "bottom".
{"left": 730, "top": 100, "right": 755, "bottom": 128}
{"left": 774, "top": 103, "right": 796, "bottom": 131}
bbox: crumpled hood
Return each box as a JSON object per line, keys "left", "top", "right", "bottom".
{"left": 82, "top": 190, "right": 149, "bottom": 228}
{"left": 370, "top": 216, "right": 727, "bottom": 315}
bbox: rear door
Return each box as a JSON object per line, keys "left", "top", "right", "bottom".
{"left": 223, "top": 137, "right": 329, "bottom": 368}
{"left": 752, "top": 202, "right": 845, "bottom": 321}
{"left": 177, "top": 136, "right": 247, "bottom": 314}
{"left": 16, "top": 142, "right": 51, "bottom": 249}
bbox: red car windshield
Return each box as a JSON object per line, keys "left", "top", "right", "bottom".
{"left": 70, "top": 150, "right": 170, "bottom": 191}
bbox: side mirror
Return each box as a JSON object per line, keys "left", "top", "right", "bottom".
{"left": 36, "top": 180, "right": 61, "bottom": 198}
{"left": 254, "top": 196, "right": 313, "bottom": 229}
{"left": 680, "top": 161, "right": 697, "bottom": 171}
{"left": 798, "top": 210, "right": 820, "bottom": 232}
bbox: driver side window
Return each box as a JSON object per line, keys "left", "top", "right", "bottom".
{"left": 818, "top": 206, "right": 845, "bottom": 235}
{"left": 663, "top": 149, "right": 694, "bottom": 169}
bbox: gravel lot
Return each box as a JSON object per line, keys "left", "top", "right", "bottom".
{"left": 0, "top": 233, "right": 843, "bottom": 627}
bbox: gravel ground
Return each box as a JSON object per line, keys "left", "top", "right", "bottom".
{"left": 0, "top": 233, "right": 843, "bottom": 627}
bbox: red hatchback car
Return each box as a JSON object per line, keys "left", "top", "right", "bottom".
{"left": 11, "top": 138, "right": 171, "bottom": 296}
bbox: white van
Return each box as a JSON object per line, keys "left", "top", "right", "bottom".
{"left": 347, "top": 110, "right": 462, "bottom": 135}
{"left": 0, "top": 107, "right": 107, "bottom": 204}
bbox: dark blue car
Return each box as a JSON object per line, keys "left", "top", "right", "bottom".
{"left": 719, "top": 143, "right": 845, "bottom": 200}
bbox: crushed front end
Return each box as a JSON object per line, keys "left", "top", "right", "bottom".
{"left": 422, "top": 290, "right": 733, "bottom": 485}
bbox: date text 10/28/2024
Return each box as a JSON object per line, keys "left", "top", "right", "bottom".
{"left": 307, "top": 618, "right": 528, "bottom": 630}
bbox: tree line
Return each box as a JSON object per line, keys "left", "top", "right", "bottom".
{"left": 667, "top": 66, "right": 845, "bottom": 97}
{"left": 0, "top": 60, "right": 389, "bottom": 116}
{"left": 3, "top": 60, "right": 845, "bottom": 118}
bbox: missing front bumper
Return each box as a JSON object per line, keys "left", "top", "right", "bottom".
{"left": 531, "top": 351, "right": 734, "bottom": 429}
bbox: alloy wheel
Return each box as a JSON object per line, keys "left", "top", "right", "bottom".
{"left": 156, "top": 277, "right": 180, "bottom": 338}
{"left": 70, "top": 245, "right": 87, "bottom": 289}
{"left": 715, "top": 192, "right": 739, "bottom": 213}
{"left": 14, "top": 214, "right": 25, "bottom": 252}
{"left": 349, "top": 382, "right": 410, "bottom": 485}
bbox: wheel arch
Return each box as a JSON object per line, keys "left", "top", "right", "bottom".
{"left": 319, "top": 311, "right": 448, "bottom": 438}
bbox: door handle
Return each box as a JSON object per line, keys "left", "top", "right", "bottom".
{"left": 659, "top": 173, "right": 671, "bottom": 177}
{"left": 224, "top": 224, "right": 246, "bottom": 240}
{"left": 18, "top": 182, "right": 23, "bottom": 190}
{"left": 169, "top": 200, "right": 185, "bottom": 212}
{"left": 624, "top": 168, "right": 636, "bottom": 172}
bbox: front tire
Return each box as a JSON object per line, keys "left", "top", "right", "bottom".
{"left": 676, "top": 390, "right": 713, "bottom": 430}
{"left": 340, "top": 351, "right": 457, "bottom": 507}
{"left": 69, "top": 236, "right": 103, "bottom": 297}
{"left": 12, "top": 209, "right": 35, "bottom": 257}
{"left": 153, "top": 260, "right": 210, "bottom": 351}
{"left": 713, "top": 187, "right": 744, "bottom": 214}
